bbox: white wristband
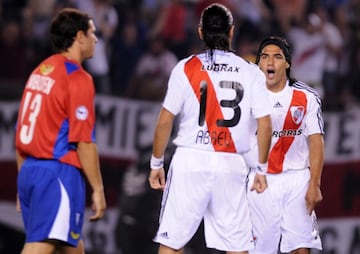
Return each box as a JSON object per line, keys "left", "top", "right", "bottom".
{"left": 150, "top": 155, "right": 164, "bottom": 170}
{"left": 256, "top": 162, "right": 268, "bottom": 175}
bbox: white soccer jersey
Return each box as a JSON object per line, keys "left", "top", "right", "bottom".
{"left": 163, "top": 50, "right": 271, "bottom": 154}
{"left": 249, "top": 80, "right": 324, "bottom": 173}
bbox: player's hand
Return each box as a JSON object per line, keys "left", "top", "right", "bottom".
{"left": 250, "top": 173, "right": 268, "bottom": 193}
{"left": 305, "top": 184, "right": 322, "bottom": 215}
{"left": 89, "top": 190, "right": 106, "bottom": 221}
{"left": 148, "top": 168, "right": 166, "bottom": 190}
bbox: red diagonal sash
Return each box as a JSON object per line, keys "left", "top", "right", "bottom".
{"left": 268, "top": 90, "right": 307, "bottom": 173}
{"left": 184, "top": 56, "right": 236, "bottom": 153}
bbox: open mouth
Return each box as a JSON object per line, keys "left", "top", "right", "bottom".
{"left": 267, "top": 69, "right": 275, "bottom": 79}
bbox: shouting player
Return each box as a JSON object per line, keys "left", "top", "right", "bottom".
{"left": 247, "top": 36, "right": 324, "bottom": 254}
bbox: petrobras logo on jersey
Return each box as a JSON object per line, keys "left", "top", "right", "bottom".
{"left": 272, "top": 129, "right": 303, "bottom": 138}
{"left": 290, "top": 106, "right": 305, "bottom": 124}
{"left": 76, "top": 106, "right": 89, "bottom": 120}
{"left": 201, "top": 63, "right": 240, "bottom": 72}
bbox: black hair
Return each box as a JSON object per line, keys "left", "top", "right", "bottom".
{"left": 50, "top": 8, "right": 91, "bottom": 53}
{"left": 199, "top": 3, "right": 233, "bottom": 52}
{"left": 255, "top": 36, "right": 292, "bottom": 79}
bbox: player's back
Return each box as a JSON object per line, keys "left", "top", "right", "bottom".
{"left": 15, "top": 54, "right": 93, "bottom": 165}
{"left": 165, "top": 50, "right": 269, "bottom": 154}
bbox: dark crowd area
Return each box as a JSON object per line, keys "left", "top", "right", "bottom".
{"left": 0, "top": 0, "right": 360, "bottom": 111}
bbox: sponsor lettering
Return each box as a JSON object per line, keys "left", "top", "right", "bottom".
{"left": 201, "top": 63, "right": 240, "bottom": 72}
{"left": 272, "top": 129, "right": 303, "bottom": 137}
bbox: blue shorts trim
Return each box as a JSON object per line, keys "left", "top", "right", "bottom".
{"left": 18, "top": 158, "right": 85, "bottom": 246}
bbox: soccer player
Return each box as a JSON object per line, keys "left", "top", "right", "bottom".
{"left": 15, "top": 8, "right": 106, "bottom": 254}
{"left": 148, "top": 3, "right": 272, "bottom": 254}
{"left": 247, "top": 36, "right": 324, "bottom": 254}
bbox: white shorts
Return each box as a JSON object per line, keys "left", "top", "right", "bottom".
{"left": 247, "top": 169, "right": 322, "bottom": 253}
{"left": 154, "top": 147, "right": 255, "bottom": 252}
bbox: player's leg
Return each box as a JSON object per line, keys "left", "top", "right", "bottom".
{"left": 290, "top": 248, "right": 309, "bottom": 254}
{"left": 226, "top": 251, "right": 248, "bottom": 254}
{"left": 247, "top": 170, "right": 282, "bottom": 254}
{"left": 205, "top": 153, "right": 254, "bottom": 253}
{"left": 280, "top": 170, "right": 321, "bottom": 253}
{"left": 57, "top": 239, "right": 85, "bottom": 254}
{"left": 21, "top": 241, "right": 56, "bottom": 254}
{"left": 17, "top": 161, "right": 62, "bottom": 254}
{"left": 153, "top": 148, "right": 211, "bottom": 251}
{"left": 159, "top": 244, "right": 183, "bottom": 254}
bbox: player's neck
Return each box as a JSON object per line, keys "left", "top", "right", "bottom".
{"left": 267, "top": 80, "right": 287, "bottom": 93}
{"left": 61, "top": 50, "right": 81, "bottom": 64}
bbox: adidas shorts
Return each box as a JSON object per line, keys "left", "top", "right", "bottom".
{"left": 247, "top": 169, "right": 322, "bottom": 253}
{"left": 153, "top": 147, "right": 255, "bottom": 252}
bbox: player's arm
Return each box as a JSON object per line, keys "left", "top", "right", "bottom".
{"left": 77, "top": 142, "right": 106, "bottom": 221}
{"left": 256, "top": 115, "right": 272, "bottom": 165}
{"left": 15, "top": 150, "right": 24, "bottom": 172}
{"left": 148, "top": 107, "right": 174, "bottom": 190}
{"left": 306, "top": 133, "right": 324, "bottom": 214}
{"left": 251, "top": 115, "right": 272, "bottom": 193}
{"left": 15, "top": 150, "right": 25, "bottom": 212}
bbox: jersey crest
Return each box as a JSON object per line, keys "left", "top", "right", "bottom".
{"left": 290, "top": 106, "right": 305, "bottom": 124}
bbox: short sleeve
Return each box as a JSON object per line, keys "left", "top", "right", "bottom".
{"left": 67, "top": 70, "right": 96, "bottom": 143}
{"left": 305, "top": 93, "right": 324, "bottom": 136}
{"left": 162, "top": 61, "right": 188, "bottom": 115}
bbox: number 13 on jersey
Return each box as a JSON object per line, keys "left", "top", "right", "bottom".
{"left": 19, "top": 91, "right": 43, "bottom": 144}
{"left": 198, "top": 80, "right": 244, "bottom": 128}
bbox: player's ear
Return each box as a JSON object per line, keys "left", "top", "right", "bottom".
{"left": 198, "top": 26, "right": 203, "bottom": 40}
{"left": 229, "top": 25, "right": 234, "bottom": 42}
{"left": 75, "top": 30, "right": 86, "bottom": 44}
{"left": 229, "top": 25, "right": 234, "bottom": 38}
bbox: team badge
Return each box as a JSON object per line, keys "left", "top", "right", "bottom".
{"left": 290, "top": 106, "right": 305, "bottom": 124}
{"left": 39, "top": 64, "right": 54, "bottom": 75}
{"left": 76, "top": 106, "right": 89, "bottom": 120}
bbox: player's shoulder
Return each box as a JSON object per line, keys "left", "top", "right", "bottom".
{"left": 226, "top": 53, "right": 264, "bottom": 78}
{"left": 37, "top": 54, "right": 85, "bottom": 77}
{"left": 34, "top": 54, "right": 59, "bottom": 72}
{"left": 164, "top": 55, "right": 189, "bottom": 79}
{"left": 177, "top": 54, "right": 194, "bottom": 67}
{"left": 290, "top": 79, "right": 321, "bottom": 99}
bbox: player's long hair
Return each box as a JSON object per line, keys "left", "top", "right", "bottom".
{"left": 199, "top": 3, "right": 233, "bottom": 60}
{"left": 50, "top": 8, "right": 91, "bottom": 53}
